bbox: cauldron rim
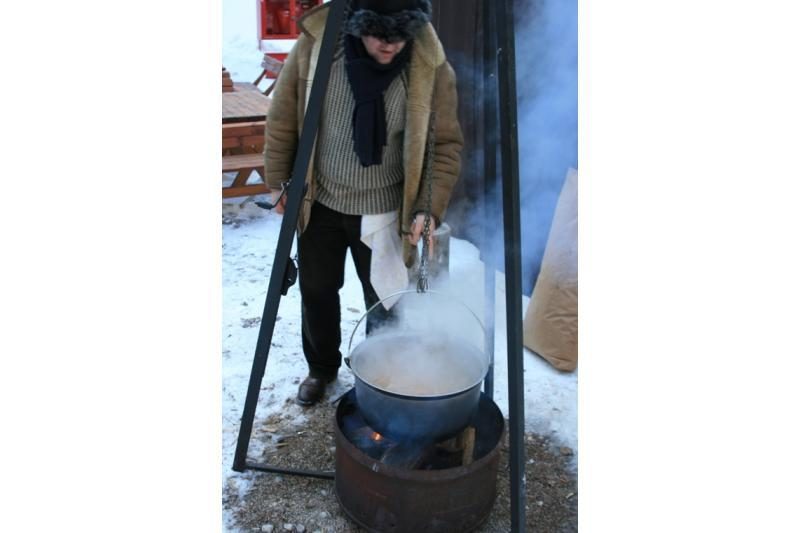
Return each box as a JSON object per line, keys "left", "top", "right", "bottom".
{"left": 356, "top": 378, "right": 480, "bottom": 401}
{"left": 347, "top": 330, "right": 489, "bottom": 399}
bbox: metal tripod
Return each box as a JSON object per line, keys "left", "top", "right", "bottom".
{"left": 232, "top": 0, "right": 527, "bottom": 529}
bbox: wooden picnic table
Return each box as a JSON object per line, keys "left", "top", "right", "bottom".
{"left": 221, "top": 86, "right": 272, "bottom": 198}
{"left": 222, "top": 89, "right": 271, "bottom": 124}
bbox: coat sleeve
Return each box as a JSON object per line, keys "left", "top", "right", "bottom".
{"left": 413, "top": 61, "right": 464, "bottom": 222}
{"left": 263, "top": 38, "right": 304, "bottom": 190}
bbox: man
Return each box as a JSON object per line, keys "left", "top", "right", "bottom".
{"left": 264, "top": 0, "right": 463, "bottom": 406}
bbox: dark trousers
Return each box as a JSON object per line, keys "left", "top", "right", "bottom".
{"left": 298, "top": 202, "right": 394, "bottom": 379}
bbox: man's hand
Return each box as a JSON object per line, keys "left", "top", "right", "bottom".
{"left": 408, "top": 212, "right": 436, "bottom": 256}
{"left": 271, "top": 189, "right": 287, "bottom": 214}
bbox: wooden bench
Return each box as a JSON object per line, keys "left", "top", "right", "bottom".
{"left": 222, "top": 120, "right": 270, "bottom": 198}
{"left": 222, "top": 153, "right": 270, "bottom": 198}
{"left": 222, "top": 121, "right": 266, "bottom": 152}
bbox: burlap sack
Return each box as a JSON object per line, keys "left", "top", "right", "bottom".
{"left": 523, "top": 168, "right": 578, "bottom": 372}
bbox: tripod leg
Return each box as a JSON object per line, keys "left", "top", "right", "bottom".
{"left": 232, "top": 0, "right": 348, "bottom": 473}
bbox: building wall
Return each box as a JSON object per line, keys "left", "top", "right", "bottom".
{"left": 223, "top": 0, "right": 259, "bottom": 43}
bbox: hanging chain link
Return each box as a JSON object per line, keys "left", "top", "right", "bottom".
{"left": 417, "top": 111, "right": 436, "bottom": 293}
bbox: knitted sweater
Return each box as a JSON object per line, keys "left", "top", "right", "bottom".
{"left": 313, "top": 52, "right": 407, "bottom": 215}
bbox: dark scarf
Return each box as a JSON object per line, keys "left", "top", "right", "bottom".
{"left": 344, "top": 34, "right": 413, "bottom": 167}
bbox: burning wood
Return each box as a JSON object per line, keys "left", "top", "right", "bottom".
{"left": 380, "top": 443, "right": 435, "bottom": 469}
{"left": 459, "top": 427, "right": 476, "bottom": 466}
{"left": 379, "top": 426, "right": 479, "bottom": 470}
{"left": 339, "top": 392, "right": 482, "bottom": 470}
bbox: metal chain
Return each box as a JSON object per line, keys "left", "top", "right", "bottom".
{"left": 417, "top": 112, "right": 436, "bottom": 293}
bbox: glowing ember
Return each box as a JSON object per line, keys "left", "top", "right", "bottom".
{"left": 371, "top": 432, "right": 383, "bottom": 441}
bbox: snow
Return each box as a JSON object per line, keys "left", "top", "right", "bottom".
{"left": 221, "top": 198, "right": 577, "bottom": 528}
{"left": 222, "top": 35, "right": 265, "bottom": 87}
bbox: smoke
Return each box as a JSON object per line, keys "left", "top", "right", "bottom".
{"left": 460, "top": 0, "right": 577, "bottom": 296}
{"left": 370, "top": 286, "right": 486, "bottom": 355}
{"left": 336, "top": 0, "right": 579, "bottom": 367}
{"left": 515, "top": 0, "right": 578, "bottom": 294}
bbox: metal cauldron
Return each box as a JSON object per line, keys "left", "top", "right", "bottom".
{"left": 345, "top": 290, "right": 489, "bottom": 443}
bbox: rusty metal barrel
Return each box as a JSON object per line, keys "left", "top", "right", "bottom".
{"left": 334, "top": 389, "right": 505, "bottom": 532}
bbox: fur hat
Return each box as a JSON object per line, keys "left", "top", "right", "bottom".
{"left": 345, "top": 0, "right": 432, "bottom": 43}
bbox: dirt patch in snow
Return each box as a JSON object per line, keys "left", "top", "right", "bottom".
{"left": 224, "top": 396, "right": 577, "bottom": 532}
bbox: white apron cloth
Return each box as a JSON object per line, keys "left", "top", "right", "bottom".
{"left": 361, "top": 212, "right": 408, "bottom": 310}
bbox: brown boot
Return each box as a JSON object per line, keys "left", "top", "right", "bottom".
{"left": 296, "top": 375, "right": 335, "bottom": 406}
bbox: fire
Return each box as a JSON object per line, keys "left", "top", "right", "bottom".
{"left": 370, "top": 431, "right": 383, "bottom": 442}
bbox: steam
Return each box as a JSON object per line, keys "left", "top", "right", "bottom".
{"left": 371, "top": 288, "right": 486, "bottom": 354}
{"left": 464, "top": 0, "right": 577, "bottom": 295}
{"left": 515, "top": 0, "right": 578, "bottom": 293}
{"left": 350, "top": 285, "right": 488, "bottom": 396}
{"left": 346, "top": 0, "right": 578, "bottom": 380}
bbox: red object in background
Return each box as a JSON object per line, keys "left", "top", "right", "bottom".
{"left": 266, "top": 52, "right": 289, "bottom": 65}
{"left": 265, "top": 10, "right": 275, "bottom": 34}
{"left": 261, "top": 0, "right": 322, "bottom": 39}
{"left": 276, "top": 8, "right": 291, "bottom": 34}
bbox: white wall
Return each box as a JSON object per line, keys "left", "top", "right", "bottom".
{"left": 222, "top": 0, "right": 265, "bottom": 82}
{"left": 223, "top": 0, "right": 259, "bottom": 44}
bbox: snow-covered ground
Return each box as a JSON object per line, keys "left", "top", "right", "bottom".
{"left": 221, "top": 197, "right": 577, "bottom": 529}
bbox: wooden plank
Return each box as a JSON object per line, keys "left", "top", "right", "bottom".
{"left": 222, "top": 126, "right": 257, "bottom": 138}
{"left": 222, "top": 153, "right": 264, "bottom": 172}
{"left": 222, "top": 91, "right": 271, "bottom": 122}
{"left": 231, "top": 170, "right": 252, "bottom": 188}
{"left": 222, "top": 137, "right": 241, "bottom": 149}
{"left": 222, "top": 120, "right": 265, "bottom": 130}
{"left": 222, "top": 125, "right": 262, "bottom": 138}
{"left": 237, "top": 146, "right": 262, "bottom": 155}
{"left": 240, "top": 135, "right": 265, "bottom": 147}
{"left": 222, "top": 183, "right": 270, "bottom": 198}
{"left": 460, "top": 427, "right": 476, "bottom": 466}
{"left": 222, "top": 121, "right": 265, "bottom": 135}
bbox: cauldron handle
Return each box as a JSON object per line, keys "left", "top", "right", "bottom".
{"left": 345, "top": 289, "right": 487, "bottom": 365}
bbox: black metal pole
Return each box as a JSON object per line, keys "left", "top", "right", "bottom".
{"left": 246, "top": 462, "right": 334, "bottom": 480}
{"left": 495, "top": 0, "right": 527, "bottom": 530}
{"left": 482, "top": 0, "right": 497, "bottom": 402}
{"left": 233, "top": 0, "right": 347, "bottom": 473}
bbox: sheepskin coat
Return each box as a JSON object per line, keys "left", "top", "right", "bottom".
{"left": 264, "top": 3, "right": 464, "bottom": 266}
